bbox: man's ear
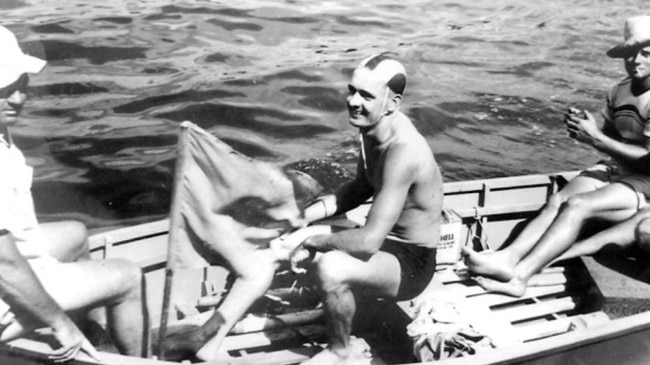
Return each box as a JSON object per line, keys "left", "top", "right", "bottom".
{"left": 386, "top": 93, "right": 402, "bottom": 114}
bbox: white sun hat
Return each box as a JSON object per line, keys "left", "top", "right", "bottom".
{"left": 0, "top": 25, "right": 46, "bottom": 88}
{"left": 607, "top": 16, "right": 650, "bottom": 58}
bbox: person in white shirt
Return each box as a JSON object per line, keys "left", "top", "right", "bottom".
{"left": 0, "top": 24, "right": 148, "bottom": 361}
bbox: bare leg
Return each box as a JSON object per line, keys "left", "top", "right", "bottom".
{"left": 465, "top": 176, "right": 606, "bottom": 281}
{"left": 162, "top": 248, "right": 280, "bottom": 361}
{"left": 302, "top": 250, "right": 400, "bottom": 365}
{"left": 39, "top": 221, "right": 90, "bottom": 262}
{"left": 39, "top": 221, "right": 109, "bottom": 344}
{"left": 3, "top": 259, "right": 148, "bottom": 357}
{"left": 476, "top": 183, "right": 639, "bottom": 296}
{"left": 554, "top": 208, "right": 650, "bottom": 262}
{"left": 636, "top": 215, "right": 650, "bottom": 255}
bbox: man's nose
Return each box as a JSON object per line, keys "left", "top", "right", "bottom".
{"left": 348, "top": 92, "right": 362, "bottom": 106}
{"left": 7, "top": 90, "right": 26, "bottom": 105}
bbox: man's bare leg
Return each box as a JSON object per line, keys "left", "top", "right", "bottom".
{"left": 40, "top": 221, "right": 90, "bottom": 262}
{"left": 553, "top": 209, "right": 650, "bottom": 263}
{"left": 465, "top": 176, "right": 605, "bottom": 282}
{"left": 476, "top": 184, "right": 639, "bottom": 296}
{"left": 39, "top": 221, "right": 110, "bottom": 344}
{"left": 35, "top": 259, "right": 149, "bottom": 357}
{"left": 636, "top": 216, "right": 650, "bottom": 254}
{"left": 162, "top": 248, "right": 280, "bottom": 361}
{"left": 302, "top": 250, "right": 400, "bottom": 365}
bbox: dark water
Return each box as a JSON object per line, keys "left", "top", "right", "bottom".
{"left": 2, "top": 0, "right": 644, "bottom": 229}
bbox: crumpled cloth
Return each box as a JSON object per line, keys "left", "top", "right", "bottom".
{"left": 406, "top": 295, "right": 494, "bottom": 361}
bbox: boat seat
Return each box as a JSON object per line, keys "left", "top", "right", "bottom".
{"left": 158, "top": 307, "right": 384, "bottom": 365}
{"left": 396, "top": 260, "right": 610, "bottom": 358}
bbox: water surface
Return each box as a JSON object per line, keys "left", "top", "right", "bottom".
{"left": 2, "top": 0, "right": 642, "bottom": 228}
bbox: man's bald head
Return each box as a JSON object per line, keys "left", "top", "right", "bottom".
{"left": 358, "top": 53, "right": 406, "bottom": 96}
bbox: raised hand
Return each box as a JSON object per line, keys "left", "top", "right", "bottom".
{"left": 564, "top": 108, "right": 602, "bottom": 145}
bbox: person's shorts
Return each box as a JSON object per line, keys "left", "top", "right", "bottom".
{"left": 380, "top": 239, "right": 436, "bottom": 301}
{"left": 579, "top": 161, "right": 650, "bottom": 210}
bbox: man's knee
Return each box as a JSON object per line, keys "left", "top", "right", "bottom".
{"left": 562, "top": 195, "right": 590, "bottom": 217}
{"left": 44, "top": 220, "right": 89, "bottom": 262}
{"left": 635, "top": 216, "right": 650, "bottom": 254}
{"left": 315, "top": 251, "right": 349, "bottom": 291}
{"left": 110, "top": 259, "right": 144, "bottom": 296}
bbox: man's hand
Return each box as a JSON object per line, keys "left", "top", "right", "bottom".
{"left": 565, "top": 108, "right": 602, "bottom": 146}
{"left": 50, "top": 319, "right": 101, "bottom": 363}
{"left": 269, "top": 225, "right": 332, "bottom": 262}
{"left": 289, "top": 246, "right": 315, "bottom": 274}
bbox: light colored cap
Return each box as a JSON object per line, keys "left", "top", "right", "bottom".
{"left": 0, "top": 25, "right": 46, "bottom": 88}
{"left": 607, "top": 16, "right": 650, "bottom": 58}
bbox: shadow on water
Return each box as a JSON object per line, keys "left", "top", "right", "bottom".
{"left": 31, "top": 23, "right": 74, "bottom": 34}
{"left": 20, "top": 134, "right": 176, "bottom": 226}
{"left": 280, "top": 86, "right": 345, "bottom": 111}
{"left": 155, "top": 103, "right": 336, "bottom": 139}
{"left": 30, "top": 83, "right": 109, "bottom": 97}
{"left": 25, "top": 40, "right": 148, "bottom": 65}
{"left": 113, "top": 89, "right": 245, "bottom": 114}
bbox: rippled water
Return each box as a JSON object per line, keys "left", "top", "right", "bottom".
{"left": 2, "top": 0, "right": 644, "bottom": 229}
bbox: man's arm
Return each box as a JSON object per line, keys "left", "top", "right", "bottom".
{"left": 566, "top": 109, "right": 650, "bottom": 162}
{"left": 0, "top": 230, "right": 99, "bottom": 362}
{"left": 304, "top": 146, "right": 415, "bottom": 260}
{"left": 303, "top": 157, "right": 374, "bottom": 223}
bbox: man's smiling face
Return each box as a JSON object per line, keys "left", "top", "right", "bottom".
{"left": 346, "top": 67, "right": 389, "bottom": 129}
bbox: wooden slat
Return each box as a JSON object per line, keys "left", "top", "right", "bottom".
{"left": 442, "top": 171, "right": 578, "bottom": 194}
{"left": 515, "top": 316, "right": 575, "bottom": 342}
{"left": 218, "top": 346, "right": 316, "bottom": 365}
{"left": 88, "top": 219, "right": 169, "bottom": 249}
{"left": 218, "top": 336, "right": 383, "bottom": 365}
{"left": 495, "top": 297, "right": 576, "bottom": 323}
{"left": 453, "top": 202, "right": 544, "bottom": 219}
{"left": 512, "top": 311, "right": 609, "bottom": 343}
{"left": 528, "top": 272, "right": 568, "bottom": 286}
{"left": 134, "top": 253, "right": 167, "bottom": 269}
{"left": 473, "top": 285, "right": 567, "bottom": 307}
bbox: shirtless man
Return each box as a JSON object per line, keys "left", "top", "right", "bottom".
{"left": 464, "top": 16, "right": 650, "bottom": 297}
{"left": 296, "top": 53, "right": 444, "bottom": 365}
{"left": 0, "top": 25, "right": 148, "bottom": 360}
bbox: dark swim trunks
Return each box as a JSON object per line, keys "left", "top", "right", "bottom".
{"left": 380, "top": 240, "right": 436, "bottom": 300}
{"left": 579, "top": 160, "right": 650, "bottom": 209}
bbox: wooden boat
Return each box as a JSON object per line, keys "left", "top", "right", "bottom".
{"left": 2, "top": 170, "right": 650, "bottom": 364}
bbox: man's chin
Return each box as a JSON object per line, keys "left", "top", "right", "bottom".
{"left": 348, "top": 116, "right": 367, "bottom": 127}
{"left": 0, "top": 117, "right": 18, "bottom": 126}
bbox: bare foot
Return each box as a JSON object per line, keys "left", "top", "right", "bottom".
{"left": 462, "top": 246, "right": 516, "bottom": 282}
{"left": 474, "top": 276, "right": 527, "bottom": 297}
{"left": 301, "top": 348, "right": 350, "bottom": 365}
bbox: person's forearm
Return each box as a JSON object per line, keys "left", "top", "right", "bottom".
{"left": 303, "top": 181, "right": 372, "bottom": 223}
{"left": 306, "top": 228, "right": 383, "bottom": 260}
{"left": 303, "top": 194, "right": 338, "bottom": 223}
{"left": 0, "top": 234, "right": 70, "bottom": 331}
{"left": 593, "top": 132, "right": 650, "bottom": 164}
